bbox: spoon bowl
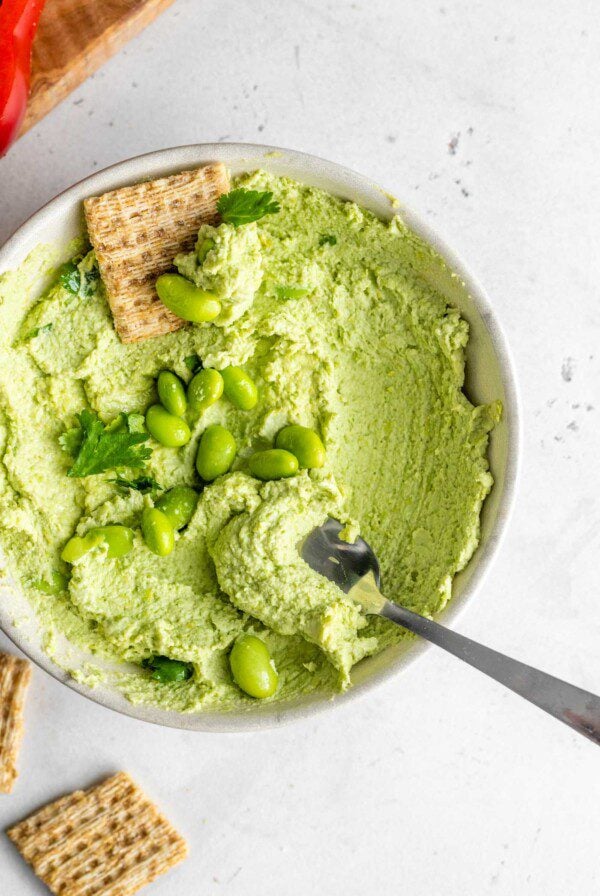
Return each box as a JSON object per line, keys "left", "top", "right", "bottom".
{"left": 300, "top": 517, "right": 380, "bottom": 594}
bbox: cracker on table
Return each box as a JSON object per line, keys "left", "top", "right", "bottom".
{"left": 7, "top": 771, "right": 188, "bottom": 896}
{"left": 0, "top": 652, "right": 31, "bottom": 794}
{"left": 84, "top": 162, "right": 230, "bottom": 343}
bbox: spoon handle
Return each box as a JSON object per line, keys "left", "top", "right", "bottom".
{"left": 381, "top": 600, "right": 600, "bottom": 746}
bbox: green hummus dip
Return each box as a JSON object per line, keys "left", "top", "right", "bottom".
{"left": 0, "top": 171, "right": 499, "bottom": 712}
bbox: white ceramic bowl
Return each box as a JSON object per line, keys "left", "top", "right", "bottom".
{"left": 0, "top": 144, "right": 520, "bottom": 730}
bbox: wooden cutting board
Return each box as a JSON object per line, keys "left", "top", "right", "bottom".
{"left": 19, "top": 0, "right": 176, "bottom": 136}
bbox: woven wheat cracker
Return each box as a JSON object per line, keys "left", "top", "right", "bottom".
{"left": 0, "top": 652, "right": 31, "bottom": 793}
{"left": 7, "top": 771, "right": 188, "bottom": 895}
{"left": 84, "top": 162, "right": 230, "bottom": 343}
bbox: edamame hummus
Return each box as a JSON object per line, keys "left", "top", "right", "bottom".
{"left": 0, "top": 171, "right": 500, "bottom": 712}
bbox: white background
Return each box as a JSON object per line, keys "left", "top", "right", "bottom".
{"left": 1, "top": 1, "right": 600, "bottom": 893}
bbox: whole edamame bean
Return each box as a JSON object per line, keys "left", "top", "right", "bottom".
{"left": 156, "top": 486, "right": 198, "bottom": 530}
{"left": 220, "top": 366, "right": 258, "bottom": 410}
{"left": 157, "top": 370, "right": 187, "bottom": 417}
{"left": 195, "top": 425, "right": 236, "bottom": 481}
{"left": 141, "top": 507, "right": 175, "bottom": 557}
{"left": 187, "top": 368, "right": 224, "bottom": 414}
{"left": 229, "top": 634, "right": 278, "bottom": 699}
{"left": 91, "top": 525, "right": 135, "bottom": 558}
{"left": 275, "top": 424, "right": 326, "bottom": 469}
{"left": 61, "top": 531, "right": 103, "bottom": 563}
{"left": 248, "top": 449, "right": 298, "bottom": 481}
{"left": 155, "top": 274, "right": 221, "bottom": 323}
{"left": 145, "top": 404, "right": 191, "bottom": 447}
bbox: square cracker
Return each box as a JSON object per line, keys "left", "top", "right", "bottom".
{"left": 0, "top": 652, "right": 31, "bottom": 793}
{"left": 84, "top": 162, "right": 230, "bottom": 343}
{"left": 7, "top": 771, "right": 188, "bottom": 896}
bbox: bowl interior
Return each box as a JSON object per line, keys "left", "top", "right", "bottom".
{"left": 0, "top": 144, "right": 518, "bottom": 730}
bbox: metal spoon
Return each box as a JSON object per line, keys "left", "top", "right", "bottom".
{"left": 302, "top": 518, "right": 600, "bottom": 745}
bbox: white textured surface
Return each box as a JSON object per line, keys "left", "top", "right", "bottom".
{"left": 1, "top": 1, "right": 599, "bottom": 893}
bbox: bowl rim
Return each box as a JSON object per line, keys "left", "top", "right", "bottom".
{"left": 0, "top": 142, "right": 521, "bottom": 731}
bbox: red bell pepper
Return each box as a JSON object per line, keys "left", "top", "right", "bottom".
{"left": 0, "top": 0, "right": 47, "bottom": 157}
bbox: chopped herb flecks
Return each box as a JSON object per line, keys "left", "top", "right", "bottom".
{"left": 80, "top": 268, "right": 100, "bottom": 297}
{"left": 184, "top": 355, "right": 203, "bottom": 374}
{"left": 58, "top": 255, "right": 101, "bottom": 298}
{"left": 142, "top": 655, "right": 194, "bottom": 683}
{"left": 111, "top": 475, "right": 162, "bottom": 494}
{"left": 58, "top": 261, "right": 81, "bottom": 294}
{"left": 24, "top": 322, "right": 53, "bottom": 341}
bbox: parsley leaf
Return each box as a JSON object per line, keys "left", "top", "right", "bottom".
{"left": 217, "top": 188, "right": 280, "bottom": 226}
{"left": 58, "top": 261, "right": 81, "bottom": 294}
{"left": 60, "top": 409, "right": 152, "bottom": 478}
{"left": 111, "top": 475, "right": 162, "bottom": 494}
{"left": 142, "top": 655, "right": 194, "bottom": 683}
{"left": 319, "top": 234, "right": 337, "bottom": 246}
{"left": 58, "top": 257, "right": 100, "bottom": 298}
{"left": 184, "top": 354, "right": 203, "bottom": 374}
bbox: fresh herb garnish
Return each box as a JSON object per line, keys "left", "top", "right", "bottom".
{"left": 275, "top": 284, "right": 311, "bottom": 300}
{"left": 58, "top": 258, "right": 100, "bottom": 297}
{"left": 60, "top": 409, "right": 152, "bottom": 478}
{"left": 24, "top": 322, "right": 53, "bottom": 341}
{"left": 319, "top": 234, "right": 337, "bottom": 246}
{"left": 58, "top": 261, "right": 81, "bottom": 294}
{"left": 111, "top": 475, "right": 162, "bottom": 494}
{"left": 142, "top": 656, "right": 194, "bottom": 683}
{"left": 217, "top": 188, "right": 280, "bottom": 226}
{"left": 80, "top": 268, "right": 100, "bottom": 297}
{"left": 184, "top": 355, "right": 203, "bottom": 374}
